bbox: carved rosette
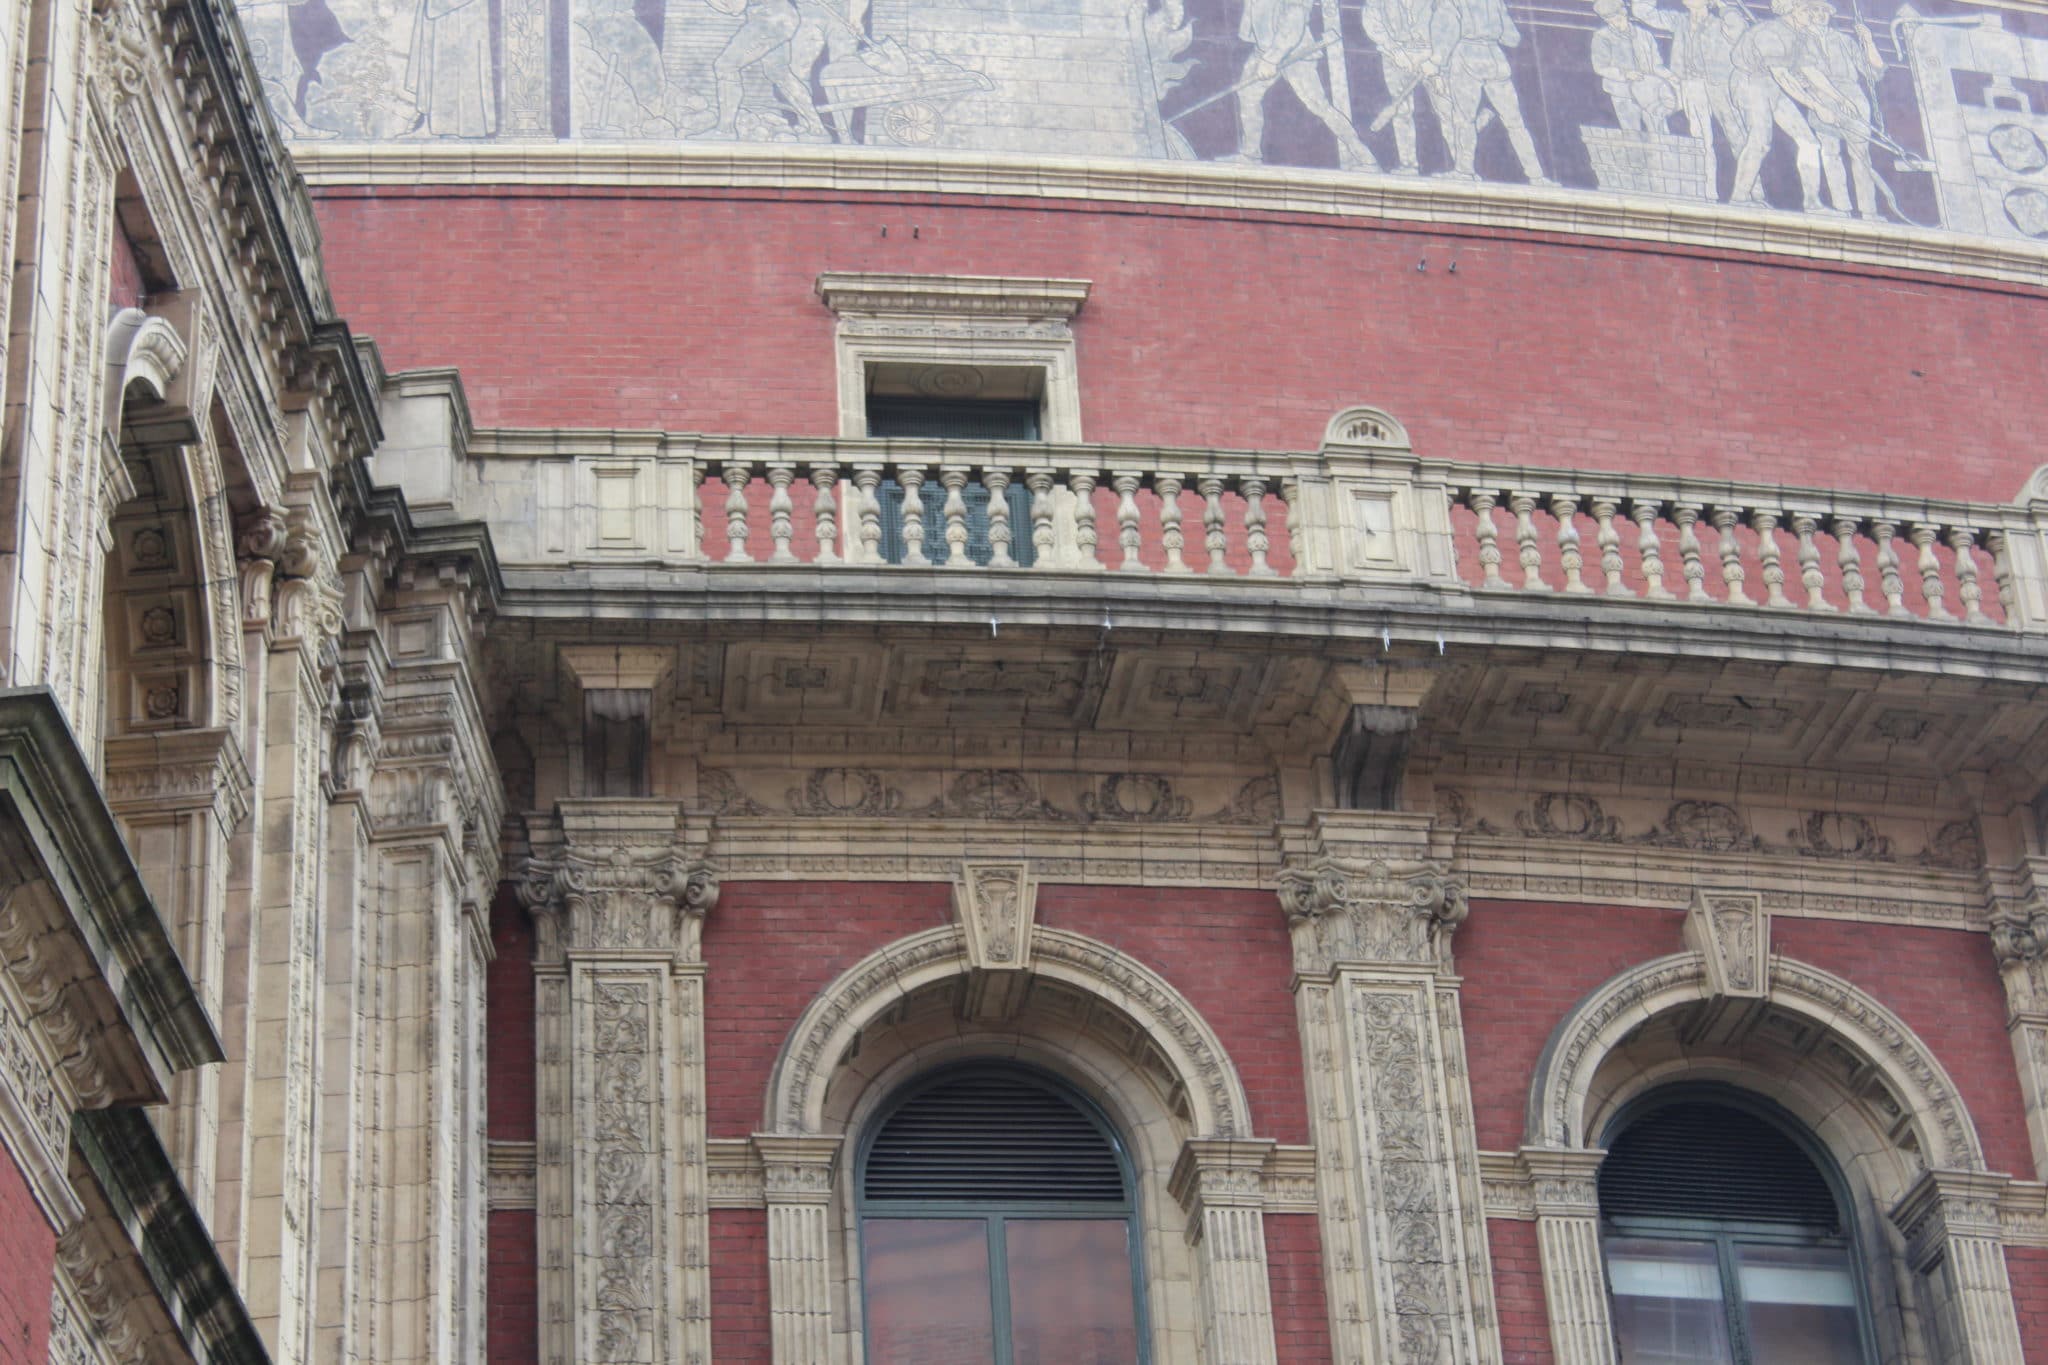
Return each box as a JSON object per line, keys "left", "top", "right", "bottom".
{"left": 1277, "top": 856, "right": 1468, "bottom": 975}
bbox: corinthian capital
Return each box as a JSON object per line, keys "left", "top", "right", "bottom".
{"left": 1277, "top": 855, "right": 1466, "bottom": 975}
{"left": 520, "top": 803, "right": 717, "bottom": 962}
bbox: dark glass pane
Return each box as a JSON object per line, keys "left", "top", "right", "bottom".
{"left": 1736, "top": 1243, "right": 1863, "bottom": 1364}
{"left": 1005, "top": 1219, "right": 1140, "bottom": 1365}
{"left": 874, "top": 479, "right": 1036, "bottom": 567}
{"left": 863, "top": 1219, "right": 996, "bottom": 1364}
{"left": 1606, "top": 1237, "right": 1735, "bottom": 1364}
{"left": 867, "top": 398, "right": 1041, "bottom": 441}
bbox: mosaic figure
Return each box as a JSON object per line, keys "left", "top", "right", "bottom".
{"left": 243, "top": 0, "right": 331, "bottom": 136}
{"left": 407, "top": 0, "right": 497, "bottom": 136}
{"left": 1633, "top": 0, "right": 1748, "bottom": 154}
{"left": 1230, "top": 0, "right": 1379, "bottom": 169}
{"left": 1728, "top": 0, "right": 1826, "bottom": 206}
{"left": 1591, "top": 0, "right": 1680, "bottom": 132}
{"left": 1425, "top": 0, "right": 1555, "bottom": 183}
{"left": 1788, "top": 0, "right": 1888, "bottom": 216}
{"left": 689, "top": 0, "right": 856, "bottom": 139}
{"left": 1359, "top": 0, "right": 1446, "bottom": 174}
{"left": 573, "top": 0, "right": 677, "bottom": 136}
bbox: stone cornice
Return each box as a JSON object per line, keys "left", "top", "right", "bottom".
{"left": 71, "top": 1108, "right": 268, "bottom": 1364}
{"left": 0, "top": 690, "right": 220, "bottom": 1093}
{"left": 288, "top": 144, "right": 2048, "bottom": 292}
{"left": 816, "top": 272, "right": 1091, "bottom": 321}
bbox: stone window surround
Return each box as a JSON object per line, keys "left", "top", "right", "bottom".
{"left": 1511, "top": 904, "right": 2029, "bottom": 1365}
{"left": 754, "top": 908, "right": 1287, "bottom": 1365}
{"left": 816, "top": 273, "right": 1091, "bottom": 444}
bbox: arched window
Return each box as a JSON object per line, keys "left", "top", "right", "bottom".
{"left": 855, "top": 1064, "right": 1147, "bottom": 1365}
{"left": 1598, "top": 1088, "right": 1876, "bottom": 1364}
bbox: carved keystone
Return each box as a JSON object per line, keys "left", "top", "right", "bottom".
{"left": 1684, "top": 889, "right": 1768, "bottom": 998}
{"left": 954, "top": 860, "right": 1038, "bottom": 1019}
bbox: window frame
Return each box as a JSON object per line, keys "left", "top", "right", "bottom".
{"left": 853, "top": 1062, "right": 1152, "bottom": 1365}
{"left": 1597, "top": 1085, "right": 1881, "bottom": 1365}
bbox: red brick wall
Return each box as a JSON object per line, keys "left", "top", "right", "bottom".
{"left": 1772, "top": 917, "right": 2030, "bottom": 1179}
{"left": 487, "top": 890, "right": 536, "bottom": 1142}
{"left": 1456, "top": 900, "right": 1682, "bottom": 1151}
{"left": 486, "top": 1210, "right": 537, "bottom": 1365}
{"left": 1266, "top": 1214, "right": 1332, "bottom": 1365}
{"left": 2009, "top": 1246, "right": 2048, "bottom": 1356}
{"left": 0, "top": 1146, "right": 53, "bottom": 1365}
{"left": 1036, "top": 885, "right": 1309, "bottom": 1144}
{"left": 1489, "top": 1217, "right": 1555, "bottom": 1365}
{"left": 108, "top": 229, "right": 144, "bottom": 312}
{"left": 1456, "top": 901, "right": 2031, "bottom": 1174}
{"left": 710, "top": 1209, "right": 771, "bottom": 1364}
{"left": 311, "top": 188, "right": 2048, "bottom": 503}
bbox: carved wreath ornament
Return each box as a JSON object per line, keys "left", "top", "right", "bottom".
{"left": 1277, "top": 858, "right": 1468, "bottom": 972}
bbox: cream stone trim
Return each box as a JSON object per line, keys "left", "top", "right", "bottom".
{"left": 486, "top": 1140, "right": 537, "bottom": 1211}
{"left": 818, "top": 271, "right": 1089, "bottom": 443}
{"left": 291, "top": 144, "right": 2048, "bottom": 290}
{"left": 764, "top": 923, "right": 1254, "bottom": 1137}
{"left": 1527, "top": 951, "right": 1987, "bottom": 1172}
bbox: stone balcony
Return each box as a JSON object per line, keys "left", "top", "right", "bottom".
{"left": 371, "top": 377, "right": 2048, "bottom": 687}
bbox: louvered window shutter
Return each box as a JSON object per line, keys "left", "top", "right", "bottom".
{"left": 862, "top": 1072, "right": 1127, "bottom": 1204}
{"left": 1599, "top": 1101, "right": 1842, "bottom": 1231}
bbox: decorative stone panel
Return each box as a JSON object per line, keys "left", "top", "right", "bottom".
{"left": 1683, "top": 888, "right": 1768, "bottom": 998}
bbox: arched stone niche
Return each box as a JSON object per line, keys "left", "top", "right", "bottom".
{"left": 1522, "top": 950, "right": 2023, "bottom": 1365}
{"left": 756, "top": 923, "right": 1282, "bottom": 1365}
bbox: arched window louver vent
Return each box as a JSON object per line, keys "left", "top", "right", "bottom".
{"left": 1600, "top": 1100, "right": 1840, "bottom": 1230}
{"left": 862, "top": 1071, "right": 1126, "bottom": 1204}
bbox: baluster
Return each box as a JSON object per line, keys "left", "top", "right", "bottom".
{"left": 1832, "top": 516, "right": 1872, "bottom": 614}
{"left": 1909, "top": 522, "right": 1951, "bottom": 619}
{"left": 939, "top": 467, "right": 972, "bottom": 569}
{"left": 1550, "top": 495, "right": 1589, "bottom": 594}
{"left": 1591, "top": 498, "right": 1627, "bottom": 597}
{"left": 722, "top": 462, "right": 753, "bottom": 564}
{"left": 1789, "top": 513, "right": 1823, "bottom": 610}
{"left": 1987, "top": 529, "right": 2018, "bottom": 622}
{"left": 1470, "top": 492, "right": 1507, "bottom": 590}
{"left": 984, "top": 468, "right": 1015, "bottom": 568}
{"left": 766, "top": 463, "right": 798, "bottom": 563}
{"left": 1156, "top": 473, "right": 1191, "bottom": 574}
{"left": 1674, "top": 505, "right": 1706, "bottom": 601}
{"left": 810, "top": 464, "right": 840, "bottom": 565}
{"left": 1871, "top": 520, "right": 1906, "bottom": 614}
{"left": 1243, "top": 477, "right": 1275, "bottom": 577}
{"left": 1750, "top": 510, "right": 1789, "bottom": 608}
{"left": 1026, "top": 469, "right": 1056, "bottom": 569}
{"left": 1948, "top": 527, "right": 1987, "bottom": 624}
{"left": 1112, "top": 471, "right": 1145, "bottom": 573}
{"left": 1631, "top": 502, "right": 1672, "bottom": 600}
{"left": 1710, "top": 507, "right": 1746, "bottom": 603}
{"left": 1070, "top": 471, "right": 1100, "bottom": 569}
{"left": 1509, "top": 493, "right": 1544, "bottom": 591}
{"left": 851, "top": 465, "right": 883, "bottom": 565}
{"left": 899, "top": 465, "right": 930, "bottom": 567}
{"left": 1200, "top": 475, "right": 1228, "bottom": 575}
{"left": 1281, "top": 477, "right": 1303, "bottom": 575}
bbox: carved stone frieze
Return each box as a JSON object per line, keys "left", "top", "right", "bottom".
{"left": 1278, "top": 856, "right": 1467, "bottom": 976}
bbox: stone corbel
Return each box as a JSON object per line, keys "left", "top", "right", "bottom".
{"left": 235, "top": 507, "right": 288, "bottom": 627}
{"left": 1684, "top": 889, "right": 1769, "bottom": 999}
{"left": 1991, "top": 890, "right": 2048, "bottom": 1179}
{"left": 103, "top": 307, "right": 194, "bottom": 448}
{"left": 1890, "top": 1170, "right": 2027, "bottom": 1363}
{"left": 1276, "top": 822, "right": 1467, "bottom": 976}
{"left": 953, "top": 859, "right": 1037, "bottom": 1019}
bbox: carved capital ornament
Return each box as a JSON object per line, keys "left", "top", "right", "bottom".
{"left": 1277, "top": 856, "right": 1467, "bottom": 974}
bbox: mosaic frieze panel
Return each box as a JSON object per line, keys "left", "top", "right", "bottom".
{"left": 254, "top": 0, "right": 2048, "bottom": 239}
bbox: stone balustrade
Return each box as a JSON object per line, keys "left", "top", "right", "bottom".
{"left": 697, "top": 444, "right": 1301, "bottom": 577}
{"left": 1443, "top": 472, "right": 2021, "bottom": 626}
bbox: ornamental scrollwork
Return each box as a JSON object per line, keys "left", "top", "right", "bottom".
{"left": 520, "top": 844, "right": 719, "bottom": 961}
{"left": 1277, "top": 857, "right": 1468, "bottom": 974}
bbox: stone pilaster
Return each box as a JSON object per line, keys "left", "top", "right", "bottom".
{"left": 1990, "top": 888, "right": 2048, "bottom": 1180}
{"left": 1891, "top": 1170, "right": 2026, "bottom": 1365}
{"left": 1280, "top": 811, "right": 1499, "bottom": 1365}
{"left": 101, "top": 726, "right": 248, "bottom": 1223}
{"left": 1171, "top": 1138, "right": 1282, "bottom": 1365}
{"left": 751, "top": 1134, "right": 842, "bottom": 1365}
{"left": 523, "top": 801, "right": 717, "bottom": 1365}
{"left": 1518, "top": 1148, "right": 1615, "bottom": 1365}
